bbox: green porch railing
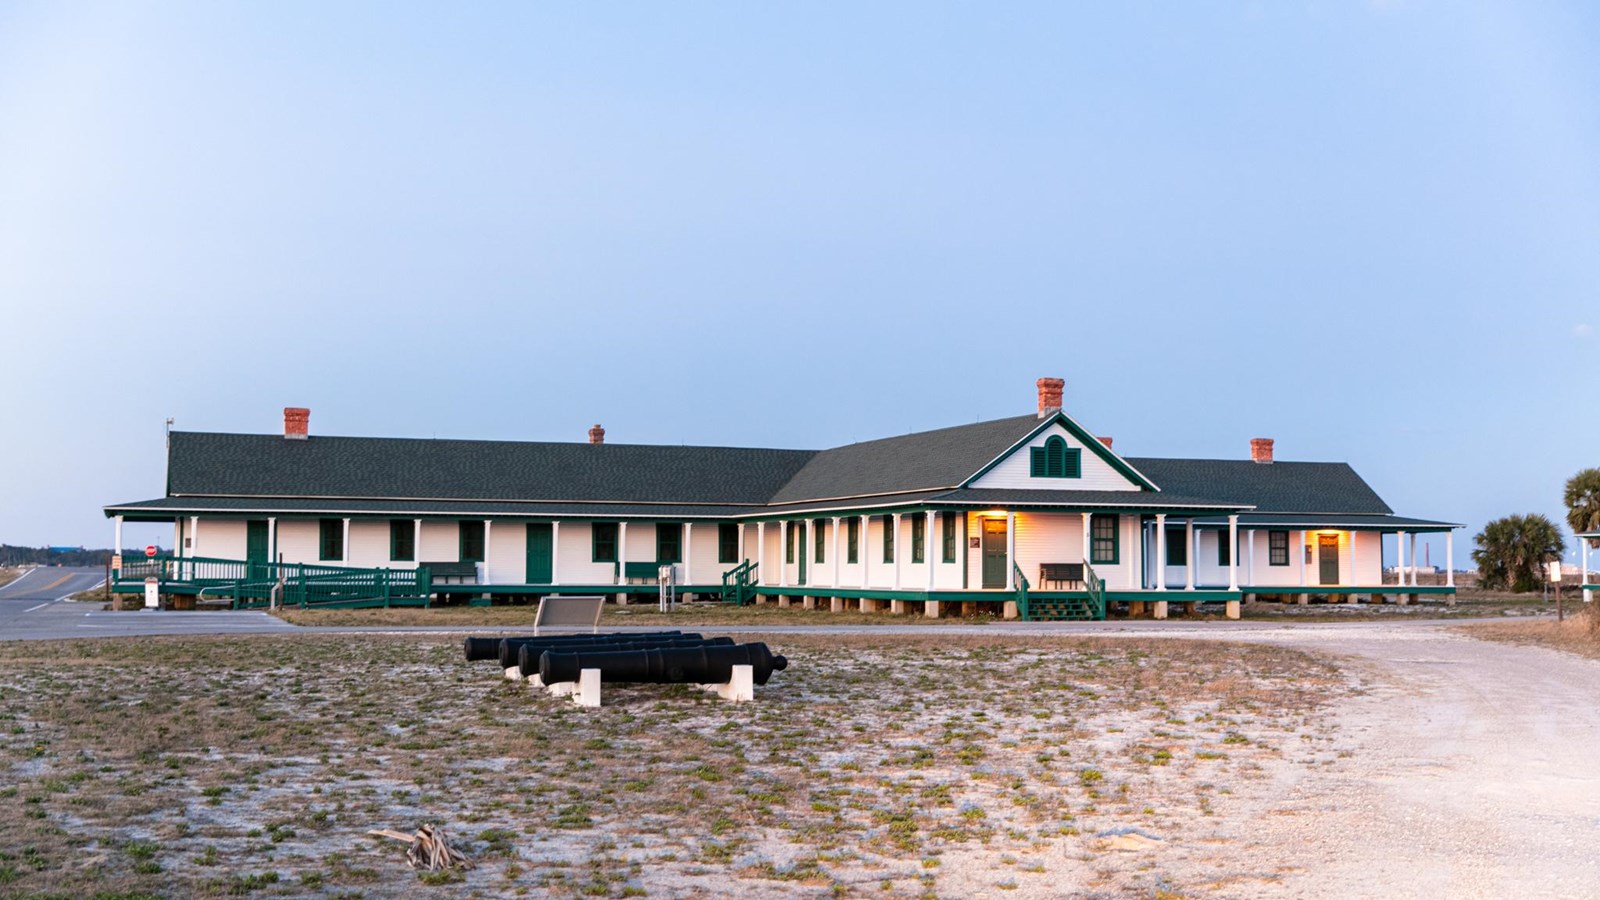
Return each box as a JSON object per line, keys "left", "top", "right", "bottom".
{"left": 1013, "top": 563, "right": 1030, "bottom": 621}
{"left": 1084, "top": 562, "right": 1106, "bottom": 620}
{"left": 113, "top": 555, "right": 432, "bottom": 609}
{"left": 721, "top": 559, "right": 759, "bottom": 606}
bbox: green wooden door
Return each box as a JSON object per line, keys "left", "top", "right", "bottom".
{"left": 246, "top": 520, "right": 269, "bottom": 563}
{"left": 1318, "top": 534, "right": 1340, "bottom": 585}
{"left": 981, "top": 518, "right": 1008, "bottom": 589}
{"left": 526, "top": 523, "right": 553, "bottom": 584}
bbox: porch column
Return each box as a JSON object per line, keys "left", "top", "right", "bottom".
{"left": 412, "top": 519, "right": 422, "bottom": 569}
{"left": 1395, "top": 531, "right": 1406, "bottom": 590}
{"left": 1080, "top": 512, "right": 1093, "bottom": 567}
{"left": 1005, "top": 512, "right": 1016, "bottom": 591}
{"left": 342, "top": 518, "right": 351, "bottom": 565}
{"left": 926, "top": 511, "right": 937, "bottom": 590}
{"left": 755, "top": 523, "right": 765, "bottom": 584}
{"left": 1227, "top": 514, "right": 1240, "bottom": 591}
{"left": 832, "top": 517, "right": 842, "bottom": 587}
{"left": 805, "top": 519, "right": 814, "bottom": 587}
{"left": 891, "top": 514, "right": 902, "bottom": 590}
{"left": 779, "top": 523, "right": 789, "bottom": 588}
{"left": 618, "top": 522, "right": 628, "bottom": 585}
{"left": 684, "top": 522, "right": 693, "bottom": 585}
{"left": 1445, "top": 530, "right": 1454, "bottom": 588}
{"left": 1247, "top": 529, "right": 1256, "bottom": 587}
{"left": 482, "top": 519, "right": 492, "bottom": 581}
{"left": 1184, "top": 518, "right": 1196, "bottom": 591}
{"left": 1154, "top": 514, "right": 1167, "bottom": 591}
{"left": 861, "top": 517, "right": 871, "bottom": 588}
{"left": 190, "top": 516, "right": 199, "bottom": 557}
{"left": 1296, "top": 530, "right": 1307, "bottom": 588}
{"left": 551, "top": 521, "right": 561, "bottom": 584}
{"left": 268, "top": 517, "right": 278, "bottom": 566}
{"left": 1409, "top": 533, "right": 1419, "bottom": 586}
{"left": 1582, "top": 535, "right": 1591, "bottom": 602}
{"left": 113, "top": 515, "right": 124, "bottom": 557}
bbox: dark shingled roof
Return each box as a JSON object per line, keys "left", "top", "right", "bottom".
{"left": 766, "top": 415, "right": 1042, "bottom": 503}
{"left": 1124, "top": 458, "right": 1393, "bottom": 515}
{"left": 165, "top": 432, "right": 815, "bottom": 505}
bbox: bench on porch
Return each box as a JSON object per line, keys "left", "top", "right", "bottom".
{"left": 621, "top": 562, "right": 665, "bottom": 584}
{"left": 426, "top": 561, "right": 479, "bottom": 585}
{"left": 1038, "top": 563, "right": 1084, "bottom": 590}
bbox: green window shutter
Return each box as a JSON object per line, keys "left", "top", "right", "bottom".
{"left": 459, "top": 521, "right": 485, "bottom": 562}
{"left": 1033, "top": 437, "right": 1080, "bottom": 478}
{"left": 847, "top": 517, "right": 860, "bottom": 564}
{"left": 1268, "top": 531, "right": 1289, "bottom": 566}
{"left": 1165, "top": 527, "right": 1187, "bottom": 566}
{"left": 656, "top": 523, "right": 682, "bottom": 564}
{"left": 718, "top": 523, "right": 738, "bottom": 564}
{"left": 941, "top": 513, "right": 957, "bottom": 563}
{"left": 1030, "top": 447, "right": 1046, "bottom": 477}
{"left": 1064, "top": 447, "right": 1081, "bottom": 478}
{"left": 786, "top": 523, "right": 795, "bottom": 564}
{"left": 813, "top": 519, "right": 826, "bottom": 564}
{"left": 592, "top": 522, "right": 618, "bottom": 563}
{"left": 1046, "top": 437, "right": 1064, "bottom": 477}
{"left": 882, "top": 516, "right": 895, "bottom": 564}
{"left": 910, "top": 515, "right": 925, "bottom": 564}
{"left": 389, "top": 520, "right": 415, "bottom": 562}
{"left": 1091, "top": 514, "right": 1118, "bottom": 565}
{"left": 319, "top": 519, "right": 343, "bottom": 561}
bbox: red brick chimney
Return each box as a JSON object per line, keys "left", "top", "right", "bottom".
{"left": 284, "top": 407, "right": 309, "bottom": 440}
{"left": 588, "top": 424, "right": 605, "bottom": 445}
{"left": 1036, "top": 377, "right": 1065, "bottom": 418}
{"left": 1098, "top": 436, "right": 1113, "bottom": 449}
{"left": 1250, "top": 437, "right": 1274, "bottom": 464}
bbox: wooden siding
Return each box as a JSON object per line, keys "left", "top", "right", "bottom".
{"left": 968, "top": 422, "right": 1142, "bottom": 491}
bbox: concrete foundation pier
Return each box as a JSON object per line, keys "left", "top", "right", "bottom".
{"left": 924, "top": 600, "right": 943, "bottom": 619}
{"left": 830, "top": 597, "right": 845, "bottom": 613}
{"left": 1225, "top": 599, "right": 1240, "bottom": 620}
{"left": 1153, "top": 600, "right": 1169, "bottom": 620}
{"left": 890, "top": 599, "right": 908, "bottom": 615}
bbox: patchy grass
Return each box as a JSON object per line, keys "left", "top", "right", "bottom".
{"left": 0, "top": 633, "right": 1349, "bottom": 898}
{"left": 1235, "top": 589, "right": 1557, "bottom": 623}
{"left": 275, "top": 601, "right": 1010, "bottom": 629}
{"left": 1460, "top": 606, "right": 1600, "bottom": 661}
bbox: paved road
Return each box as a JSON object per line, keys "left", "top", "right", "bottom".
{"left": 0, "top": 567, "right": 108, "bottom": 633}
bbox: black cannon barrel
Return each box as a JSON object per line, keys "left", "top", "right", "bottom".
{"left": 495, "top": 632, "right": 707, "bottom": 669}
{"left": 517, "top": 636, "right": 734, "bottom": 677}
{"left": 462, "top": 631, "right": 685, "bottom": 662}
{"left": 540, "top": 642, "right": 789, "bottom": 687}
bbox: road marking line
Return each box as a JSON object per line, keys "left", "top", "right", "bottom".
{"left": 24, "top": 602, "right": 50, "bottom": 612}
{"left": 38, "top": 574, "right": 72, "bottom": 592}
{"left": 0, "top": 567, "right": 43, "bottom": 596}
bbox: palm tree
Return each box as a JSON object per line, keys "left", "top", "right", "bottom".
{"left": 1472, "top": 514, "right": 1565, "bottom": 593}
{"left": 1565, "top": 468, "right": 1600, "bottom": 547}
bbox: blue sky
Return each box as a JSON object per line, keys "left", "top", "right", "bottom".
{"left": 0, "top": 1, "right": 1595, "bottom": 564}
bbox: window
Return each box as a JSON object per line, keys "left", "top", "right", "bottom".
{"left": 909, "top": 515, "right": 925, "bottom": 564}
{"left": 390, "top": 520, "right": 415, "bottom": 562}
{"left": 1268, "top": 530, "right": 1289, "bottom": 566}
{"left": 319, "top": 519, "right": 343, "bottom": 561}
{"left": 1029, "top": 435, "right": 1081, "bottom": 479}
{"left": 592, "top": 522, "right": 618, "bottom": 563}
{"left": 656, "top": 523, "right": 682, "bottom": 564}
{"left": 718, "top": 523, "right": 738, "bottom": 564}
{"left": 847, "top": 517, "right": 860, "bottom": 564}
{"left": 814, "top": 519, "right": 826, "bottom": 564}
{"left": 459, "top": 521, "right": 486, "bottom": 562}
{"left": 1090, "top": 514, "right": 1118, "bottom": 565}
{"left": 1217, "top": 531, "right": 1231, "bottom": 567}
{"left": 785, "top": 522, "right": 795, "bottom": 564}
{"left": 941, "top": 513, "right": 957, "bottom": 564}
{"left": 882, "top": 516, "right": 895, "bottom": 564}
{"left": 1165, "top": 526, "right": 1187, "bottom": 566}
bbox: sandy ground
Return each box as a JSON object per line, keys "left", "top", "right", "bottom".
{"left": 1153, "top": 623, "right": 1600, "bottom": 899}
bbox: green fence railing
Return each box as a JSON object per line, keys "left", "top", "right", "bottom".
{"left": 113, "top": 555, "right": 432, "bottom": 609}
{"left": 1013, "top": 563, "right": 1030, "bottom": 621}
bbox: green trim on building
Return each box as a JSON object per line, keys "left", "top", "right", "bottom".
{"left": 965, "top": 411, "right": 1159, "bottom": 491}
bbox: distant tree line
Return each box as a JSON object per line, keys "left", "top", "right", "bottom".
{"left": 0, "top": 545, "right": 132, "bottom": 567}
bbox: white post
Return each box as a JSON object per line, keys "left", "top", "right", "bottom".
{"left": 804, "top": 519, "right": 814, "bottom": 587}
{"left": 190, "top": 516, "right": 199, "bottom": 556}
{"left": 267, "top": 516, "right": 277, "bottom": 565}
{"left": 926, "top": 510, "right": 937, "bottom": 590}
{"left": 341, "top": 517, "right": 351, "bottom": 565}
{"left": 1247, "top": 529, "right": 1256, "bottom": 588}
{"left": 891, "top": 514, "right": 903, "bottom": 590}
{"left": 683, "top": 522, "right": 693, "bottom": 586}
{"left": 482, "top": 519, "right": 492, "bottom": 582}
{"left": 1005, "top": 512, "right": 1016, "bottom": 591}
{"left": 412, "top": 519, "right": 422, "bottom": 567}
{"left": 779, "top": 523, "right": 789, "bottom": 588}
{"left": 755, "top": 522, "right": 765, "bottom": 585}
{"left": 1184, "top": 518, "right": 1196, "bottom": 591}
{"left": 832, "top": 517, "right": 842, "bottom": 588}
{"left": 618, "top": 522, "right": 628, "bottom": 585}
{"left": 1155, "top": 514, "right": 1167, "bottom": 591}
{"left": 1297, "top": 530, "right": 1307, "bottom": 588}
{"left": 1396, "top": 531, "right": 1407, "bottom": 589}
{"left": 1582, "top": 535, "right": 1591, "bottom": 602}
{"left": 861, "top": 517, "right": 871, "bottom": 588}
{"left": 1227, "top": 514, "right": 1240, "bottom": 591}
{"left": 1409, "top": 533, "right": 1419, "bottom": 587}
{"left": 737, "top": 521, "right": 746, "bottom": 565}
{"left": 551, "top": 521, "right": 561, "bottom": 584}
{"left": 1445, "top": 530, "right": 1454, "bottom": 588}
{"left": 1080, "top": 512, "right": 1093, "bottom": 566}
{"left": 113, "top": 515, "right": 124, "bottom": 556}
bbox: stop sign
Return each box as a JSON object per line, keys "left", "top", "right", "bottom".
{"left": 145, "top": 545, "right": 157, "bottom": 558}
